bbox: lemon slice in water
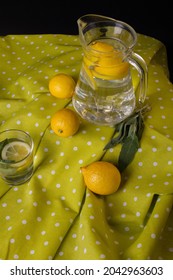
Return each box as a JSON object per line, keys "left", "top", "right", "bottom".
{"left": 1, "top": 140, "right": 31, "bottom": 162}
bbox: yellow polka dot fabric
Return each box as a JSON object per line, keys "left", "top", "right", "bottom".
{"left": 0, "top": 34, "right": 173, "bottom": 260}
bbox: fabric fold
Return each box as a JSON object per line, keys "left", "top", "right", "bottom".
{"left": 0, "top": 34, "right": 173, "bottom": 260}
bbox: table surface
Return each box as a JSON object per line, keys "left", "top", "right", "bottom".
{"left": 0, "top": 33, "right": 173, "bottom": 260}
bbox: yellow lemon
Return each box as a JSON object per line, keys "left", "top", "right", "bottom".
{"left": 90, "top": 41, "right": 115, "bottom": 52}
{"left": 81, "top": 161, "right": 121, "bottom": 195}
{"left": 83, "top": 57, "right": 97, "bottom": 89}
{"left": 86, "top": 41, "right": 129, "bottom": 80}
{"left": 1, "top": 140, "right": 30, "bottom": 162}
{"left": 49, "top": 73, "right": 76, "bottom": 99}
{"left": 94, "top": 60, "right": 129, "bottom": 80}
{"left": 51, "top": 108, "right": 80, "bottom": 137}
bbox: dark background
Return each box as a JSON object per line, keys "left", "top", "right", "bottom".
{"left": 0, "top": 1, "right": 172, "bottom": 81}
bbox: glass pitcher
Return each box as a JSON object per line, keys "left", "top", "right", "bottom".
{"left": 72, "top": 14, "right": 148, "bottom": 126}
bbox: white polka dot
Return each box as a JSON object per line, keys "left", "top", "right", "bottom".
{"left": 124, "top": 227, "right": 130, "bottom": 231}
{"left": 129, "top": 236, "right": 134, "bottom": 240}
{"left": 88, "top": 204, "right": 93, "bottom": 208}
{"left": 2, "top": 202, "right": 7, "bottom": 207}
{"left": 13, "top": 254, "right": 19, "bottom": 259}
{"left": 146, "top": 193, "right": 151, "bottom": 197}
{"left": 10, "top": 238, "right": 15, "bottom": 243}
{"left": 137, "top": 243, "right": 142, "bottom": 248}
{"left": 168, "top": 248, "right": 173, "bottom": 252}
{"left": 30, "top": 250, "right": 35, "bottom": 255}
{"left": 154, "top": 214, "right": 159, "bottom": 218}
{"left": 26, "top": 235, "right": 31, "bottom": 240}
{"left": 55, "top": 222, "right": 60, "bottom": 227}
{"left": 121, "top": 214, "right": 126, "bottom": 218}
{"left": 33, "top": 202, "right": 38, "bottom": 207}
{"left": 89, "top": 215, "right": 94, "bottom": 219}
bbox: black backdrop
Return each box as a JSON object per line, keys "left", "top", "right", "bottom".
{"left": 0, "top": 1, "right": 172, "bottom": 81}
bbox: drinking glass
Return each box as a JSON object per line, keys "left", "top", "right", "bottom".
{"left": 0, "top": 129, "right": 34, "bottom": 185}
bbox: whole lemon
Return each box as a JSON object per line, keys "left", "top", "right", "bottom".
{"left": 49, "top": 73, "right": 76, "bottom": 99}
{"left": 51, "top": 108, "right": 80, "bottom": 137}
{"left": 81, "top": 161, "right": 121, "bottom": 195}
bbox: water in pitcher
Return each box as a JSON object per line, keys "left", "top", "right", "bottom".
{"left": 73, "top": 39, "right": 136, "bottom": 126}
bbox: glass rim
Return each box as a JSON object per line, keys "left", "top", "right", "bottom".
{"left": 78, "top": 13, "right": 137, "bottom": 49}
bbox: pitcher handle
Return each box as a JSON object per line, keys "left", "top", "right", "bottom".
{"left": 128, "top": 52, "right": 148, "bottom": 104}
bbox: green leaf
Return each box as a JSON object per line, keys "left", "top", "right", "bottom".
{"left": 103, "top": 104, "right": 151, "bottom": 172}
{"left": 103, "top": 119, "right": 131, "bottom": 150}
{"left": 136, "top": 114, "right": 145, "bottom": 140}
{"left": 117, "top": 134, "right": 139, "bottom": 172}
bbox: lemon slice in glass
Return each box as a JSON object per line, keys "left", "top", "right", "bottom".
{"left": 1, "top": 140, "right": 31, "bottom": 162}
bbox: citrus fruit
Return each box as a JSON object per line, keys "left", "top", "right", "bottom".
{"left": 90, "top": 41, "right": 115, "bottom": 52}
{"left": 81, "top": 161, "right": 121, "bottom": 195}
{"left": 49, "top": 73, "right": 76, "bottom": 99}
{"left": 51, "top": 108, "right": 80, "bottom": 137}
{"left": 1, "top": 140, "right": 31, "bottom": 162}
{"left": 86, "top": 41, "right": 129, "bottom": 80}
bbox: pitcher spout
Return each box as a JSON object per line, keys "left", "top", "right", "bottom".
{"left": 77, "top": 14, "right": 115, "bottom": 48}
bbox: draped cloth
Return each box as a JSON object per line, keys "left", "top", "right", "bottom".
{"left": 0, "top": 34, "right": 173, "bottom": 260}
